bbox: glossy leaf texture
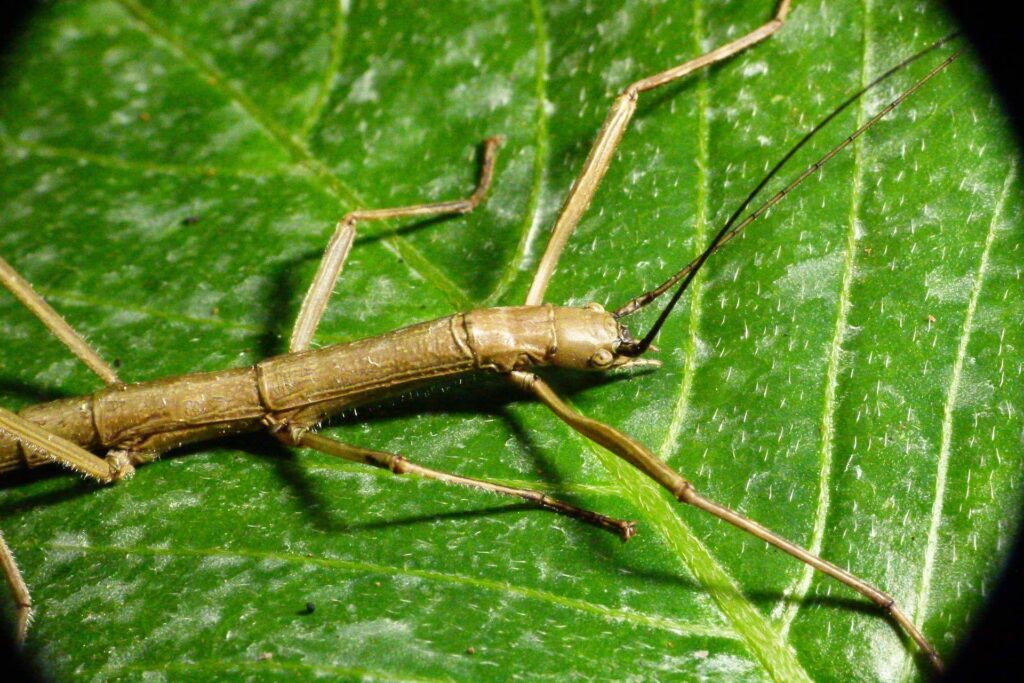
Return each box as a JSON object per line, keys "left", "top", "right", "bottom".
{"left": 1, "top": 1, "right": 1021, "bottom": 681}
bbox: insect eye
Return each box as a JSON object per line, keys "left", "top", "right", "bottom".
{"left": 590, "top": 349, "right": 614, "bottom": 367}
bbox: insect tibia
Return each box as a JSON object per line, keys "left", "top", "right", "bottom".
{"left": 682, "top": 489, "right": 944, "bottom": 670}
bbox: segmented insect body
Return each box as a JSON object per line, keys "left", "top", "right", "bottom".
{"left": 0, "top": 305, "right": 630, "bottom": 467}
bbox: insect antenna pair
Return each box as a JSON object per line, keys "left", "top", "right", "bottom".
{"left": 617, "top": 33, "right": 963, "bottom": 359}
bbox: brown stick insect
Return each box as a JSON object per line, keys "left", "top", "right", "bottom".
{"left": 0, "top": 0, "right": 1017, "bottom": 679}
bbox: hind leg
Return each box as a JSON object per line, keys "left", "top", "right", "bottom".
{"left": 0, "top": 407, "right": 120, "bottom": 644}
{"left": 0, "top": 530, "right": 31, "bottom": 643}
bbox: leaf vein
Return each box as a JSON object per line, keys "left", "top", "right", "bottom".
{"left": 0, "top": 134, "right": 292, "bottom": 180}
{"left": 773, "top": 0, "right": 874, "bottom": 634}
{"left": 298, "top": 0, "right": 349, "bottom": 141}
{"left": 900, "top": 163, "right": 1017, "bottom": 678}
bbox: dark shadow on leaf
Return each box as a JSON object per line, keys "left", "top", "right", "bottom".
{"left": 353, "top": 212, "right": 471, "bottom": 247}
{"left": 747, "top": 590, "right": 881, "bottom": 616}
{"left": 253, "top": 215, "right": 477, "bottom": 358}
{"left": 216, "top": 398, "right": 588, "bottom": 536}
{"left": 787, "top": 593, "right": 938, "bottom": 676}
{"left": 0, "top": 473, "right": 101, "bottom": 513}
{"left": 351, "top": 138, "right": 499, "bottom": 247}
{"left": 244, "top": 434, "right": 352, "bottom": 532}
{"left": 535, "top": 365, "right": 660, "bottom": 397}
{"left": 0, "top": 378, "right": 76, "bottom": 405}
{"left": 257, "top": 257, "right": 304, "bottom": 358}
{"left": 150, "top": 367, "right": 657, "bottom": 542}
{"left": 637, "top": 79, "right": 701, "bottom": 124}
{"left": 341, "top": 503, "right": 555, "bottom": 534}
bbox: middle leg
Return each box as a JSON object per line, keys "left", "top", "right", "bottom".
{"left": 275, "top": 424, "right": 636, "bottom": 541}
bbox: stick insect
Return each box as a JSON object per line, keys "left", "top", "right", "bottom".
{"left": 0, "top": 0, "right": 1017, "bottom": 679}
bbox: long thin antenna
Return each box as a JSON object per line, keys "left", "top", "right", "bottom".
{"left": 618, "top": 40, "right": 963, "bottom": 357}
{"left": 614, "top": 32, "right": 961, "bottom": 320}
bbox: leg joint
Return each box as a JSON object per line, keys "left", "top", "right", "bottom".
{"left": 508, "top": 370, "right": 536, "bottom": 391}
{"left": 389, "top": 454, "right": 409, "bottom": 474}
{"left": 776, "top": 0, "right": 792, "bottom": 22}
{"left": 106, "top": 450, "right": 136, "bottom": 482}
{"left": 264, "top": 414, "right": 307, "bottom": 447}
{"left": 674, "top": 481, "right": 696, "bottom": 502}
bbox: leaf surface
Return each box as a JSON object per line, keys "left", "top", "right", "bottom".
{"left": 0, "top": 1, "right": 1021, "bottom": 681}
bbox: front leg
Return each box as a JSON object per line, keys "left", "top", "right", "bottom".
{"left": 290, "top": 137, "right": 501, "bottom": 352}
{"left": 0, "top": 407, "right": 123, "bottom": 644}
{"left": 508, "top": 370, "right": 944, "bottom": 672}
{"left": 524, "top": 1, "right": 792, "bottom": 305}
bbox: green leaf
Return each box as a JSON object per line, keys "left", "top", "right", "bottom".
{"left": 1, "top": 1, "right": 1020, "bottom": 681}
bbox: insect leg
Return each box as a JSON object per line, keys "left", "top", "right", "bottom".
{"left": 0, "top": 530, "right": 31, "bottom": 643}
{"left": 614, "top": 38, "right": 963, "bottom": 319}
{"left": 524, "top": 0, "right": 792, "bottom": 305}
{"left": 0, "top": 408, "right": 120, "bottom": 642}
{"left": 0, "top": 256, "right": 120, "bottom": 385}
{"left": 508, "top": 370, "right": 944, "bottom": 672}
{"left": 0, "top": 407, "right": 114, "bottom": 483}
{"left": 277, "top": 425, "right": 636, "bottom": 541}
{"left": 290, "top": 137, "right": 501, "bottom": 352}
